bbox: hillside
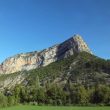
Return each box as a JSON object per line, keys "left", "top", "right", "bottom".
{"left": 23, "top": 52, "right": 110, "bottom": 87}
{"left": 1, "top": 52, "right": 110, "bottom": 89}
{"left": 0, "top": 52, "right": 110, "bottom": 88}
{"left": 0, "top": 52, "right": 110, "bottom": 106}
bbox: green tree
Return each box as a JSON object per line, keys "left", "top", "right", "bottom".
{"left": 90, "top": 85, "right": 110, "bottom": 104}
{"left": 36, "top": 87, "right": 45, "bottom": 104}
{"left": 0, "top": 92, "right": 8, "bottom": 107}
{"left": 70, "top": 84, "right": 89, "bottom": 104}
{"left": 7, "top": 96, "right": 15, "bottom": 106}
{"left": 13, "top": 85, "right": 21, "bottom": 104}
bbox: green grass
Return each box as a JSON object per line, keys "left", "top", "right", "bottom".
{"left": 0, "top": 105, "right": 110, "bottom": 110}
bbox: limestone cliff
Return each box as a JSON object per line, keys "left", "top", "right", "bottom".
{"left": 0, "top": 34, "right": 92, "bottom": 74}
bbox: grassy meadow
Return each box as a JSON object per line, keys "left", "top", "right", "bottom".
{"left": 0, "top": 105, "right": 110, "bottom": 110}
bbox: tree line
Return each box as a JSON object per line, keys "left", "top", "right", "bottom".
{"left": 0, "top": 81, "right": 110, "bottom": 107}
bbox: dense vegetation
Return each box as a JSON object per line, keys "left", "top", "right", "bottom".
{"left": 0, "top": 52, "right": 110, "bottom": 107}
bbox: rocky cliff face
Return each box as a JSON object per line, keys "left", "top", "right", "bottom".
{"left": 0, "top": 34, "right": 92, "bottom": 74}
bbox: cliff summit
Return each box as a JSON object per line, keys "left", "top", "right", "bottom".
{"left": 0, "top": 34, "right": 92, "bottom": 74}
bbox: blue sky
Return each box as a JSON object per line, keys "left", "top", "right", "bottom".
{"left": 0, "top": 0, "right": 110, "bottom": 63}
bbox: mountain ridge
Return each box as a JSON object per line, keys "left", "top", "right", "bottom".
{"left": 0, "top": 34, "right": 92, "bottom": 74}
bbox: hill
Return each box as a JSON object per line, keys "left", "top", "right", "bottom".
{"left": 0, "top": 52, "right": 109, "bottom": 106}
{"left": 0, "top": 35, "right": 109, "bottom": 106}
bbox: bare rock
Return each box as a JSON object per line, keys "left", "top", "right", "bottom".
{"left": 0, "top": 34, "right": 92, "bottom": 74}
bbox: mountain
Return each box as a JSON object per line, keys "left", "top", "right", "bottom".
{"left": 0, "top": 34, "right": 110, "bottom": 90}
{"left": 0, "top": 34, "right": 110, "bottom": 106}
{"left": 0, "top": 34, "right": 91, "bottom": 74}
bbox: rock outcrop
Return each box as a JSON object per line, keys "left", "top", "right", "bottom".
{"left": 0, "top": 34, "right": 92, "bottom": 74}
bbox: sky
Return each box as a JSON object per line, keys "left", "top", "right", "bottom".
{"left": 0, "top": 0, "right": 110, "bottom": 63}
